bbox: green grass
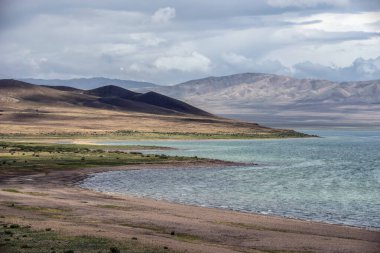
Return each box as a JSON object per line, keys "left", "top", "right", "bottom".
{"left": 0, "top": 222, "right": 183, "bottom": 253}
{"left": 2, "top": 189, "right": 20, "bottom": 193}
{"left": 0, "top": 141, "right": 201, "bottom": 175}
{"left": 0, "top": 141, "right": 171, "bottom": 152}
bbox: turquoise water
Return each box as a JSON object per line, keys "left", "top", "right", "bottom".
{"left": 81, "top": 130, "right": 380, "bottom": 229}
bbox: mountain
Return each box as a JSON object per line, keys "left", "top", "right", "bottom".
{"left": 19, "top": 77, "right": 158, "bottom": 90}
{"left": 0, "top": 80, "right": 209, "bottom": 117}
{"left": 151, "top": 73, "right": 380, "bottom": 127}
{"left": 1, "top": 79, "right": 290, "bottom": 136}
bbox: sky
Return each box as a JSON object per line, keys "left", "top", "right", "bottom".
{"left": 0, "top": 0, "right": 379, "bottom": 84}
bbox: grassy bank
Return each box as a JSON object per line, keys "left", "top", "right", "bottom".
{"left": 0, "top": 130, "right": 316, "bottom": 140}
{"left": 0, "top": 141, "right": 200, "bottom": 175}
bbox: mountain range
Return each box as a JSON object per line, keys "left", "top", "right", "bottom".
{"left": 14, "top": 73, "right": 380, "bottom": 127}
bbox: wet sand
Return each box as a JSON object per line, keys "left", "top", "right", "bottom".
{"left": 0, "top": 162, "right": 379, "bottom": 253}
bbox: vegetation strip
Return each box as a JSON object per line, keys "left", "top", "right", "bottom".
{"left": 0, "top": 141, "right": 201, "bottom": 175}
{"left": 0, "top": 129, "right": 316, "bottom": 140}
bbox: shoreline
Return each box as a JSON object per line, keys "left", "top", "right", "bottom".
{"left": 1, "top": 162, "right": 379, "bottom": 253}
{"left": 78, "top": 165, "right": 380, "bottom": 232}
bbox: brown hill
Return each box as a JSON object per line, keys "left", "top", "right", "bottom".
{"left": 0, "top": 79, "right": 298, "bottom": 137}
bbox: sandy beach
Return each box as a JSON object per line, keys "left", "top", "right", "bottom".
{"left": 0, "top": 162, "right": 379, "bottom": 253}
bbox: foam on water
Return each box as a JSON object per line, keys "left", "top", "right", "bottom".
{"left": 81, "top": 130, "right": 380, "bottom": 229}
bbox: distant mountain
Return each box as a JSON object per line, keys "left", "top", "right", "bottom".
{"left": 19, "top": 77, "right": 159, "bottom": 90}
{"left": 152, "top": 73, "right": 380, "bottom": 127}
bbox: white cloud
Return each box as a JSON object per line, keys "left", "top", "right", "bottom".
{"left": 290, "top": 12, "right": 380, "bottom": 33}
{"left": 100, "top": 43, "right": 136, "bottom": 56}
{"left": 129, "top": 33, "right": 166, "bottom": 46}
{"left": 151, "top": 7, "right": 176, "bottom": 24}
{"left": 267, "top": 0, "right": 349, "bottom": 8}
{"left": 154, "top": 52, "right": 211, "bottom": 72}
{"left": 222, "top": 52, "right": 251, "bottom": 65}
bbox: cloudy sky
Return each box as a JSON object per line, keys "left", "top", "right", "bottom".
{"left": 0, "top": 0, "right": 379, "bottom": 84}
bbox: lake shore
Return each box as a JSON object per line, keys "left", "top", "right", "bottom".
{"left": 1, "top": 162, "right": 379, "bottom": 253}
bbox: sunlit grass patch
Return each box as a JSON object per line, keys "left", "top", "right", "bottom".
{"left": 2, "top": 188, "right": 21, "bottom": 193}
{"left": 0, "top": 141, "right": 202, "bottom": 175}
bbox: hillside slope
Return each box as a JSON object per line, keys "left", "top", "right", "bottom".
{"left": 0, "top": 79, "right": 299, "bottom": 137}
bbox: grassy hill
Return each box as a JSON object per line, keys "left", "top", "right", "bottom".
{"left": 0, "top": 79, "right": 309, "bottom": 138}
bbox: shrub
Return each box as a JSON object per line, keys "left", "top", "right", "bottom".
{"left": 109, "top": 247, "right": 120, "bottom": 253}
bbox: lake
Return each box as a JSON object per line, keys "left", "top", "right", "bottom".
{"left": 81, "top": 130, "right": 380, "bottom": 229}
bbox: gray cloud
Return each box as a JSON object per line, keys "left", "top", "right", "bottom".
{"left": 0, "top": 0, "right": 379, "bottom": 84}
{"left": 267, "top": 0, "right": 349, "bottom": 8}
{"left": 293, "top": 56, "right": 380, "bottom": 81}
